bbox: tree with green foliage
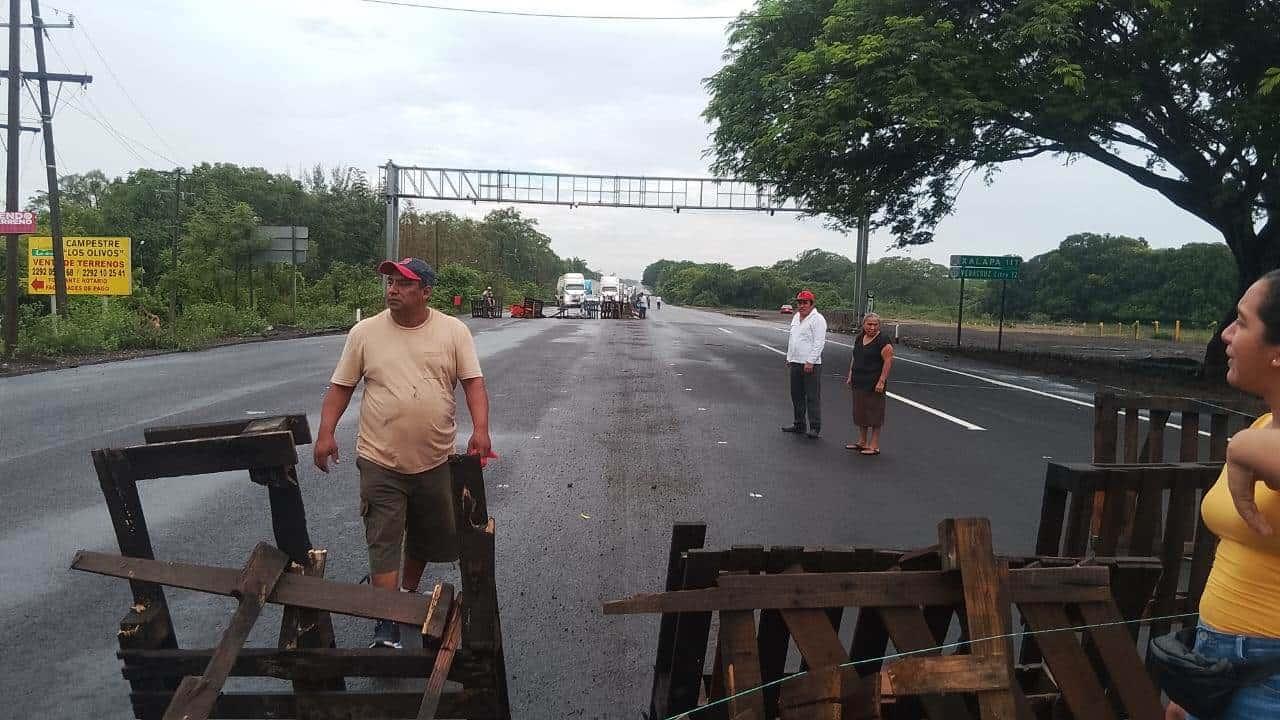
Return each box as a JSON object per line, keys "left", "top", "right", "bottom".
{"left": 705, "top": 0, "right": 1280, "bottom": 372}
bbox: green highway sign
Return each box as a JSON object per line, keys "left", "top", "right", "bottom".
{"left": 950, "top": 254, "right": 1021, "bottom": 269}
{"left": 950, "top": 266, "right": 1020, "bottom": 280}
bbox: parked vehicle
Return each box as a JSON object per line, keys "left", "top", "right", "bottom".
{"left": 599, "top": 275, "right": 620, "bottom": 302}
{"left": 556, "top": 273, "right": 587, "bottom": 308}
{"left": 780, "top": 304, "right": 794, "bottom": 314}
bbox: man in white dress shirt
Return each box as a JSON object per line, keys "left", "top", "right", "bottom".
{"left": 783, "top": 289, "right": 827, "bottom": 439}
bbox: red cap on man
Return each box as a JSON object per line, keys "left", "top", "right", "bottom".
{"left": 796, "top": 290, "right": 815, "bottom": 302}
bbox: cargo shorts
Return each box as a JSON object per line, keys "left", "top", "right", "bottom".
{"left": 356, "top": 456, "right": 459, "bottom": 574}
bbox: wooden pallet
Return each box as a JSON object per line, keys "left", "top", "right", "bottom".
{"left": 612, "top": 519, "right": 1164, "bottom": 720}
{"left": 78, "top": 415, "right": 510, "bottom": 720}
{"left": 1091, "top": 391, "right": 1244, "bottom": 465}
{"left": 1037, "top": 461, "right": 1219, "bottom": 641}
{"left": 471, "top": 299, "right": 502, "bottom": 318}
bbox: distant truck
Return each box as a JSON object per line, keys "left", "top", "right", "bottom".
{"left": 599, "top": 275, "right": 621, "bottom": 302}
{"left": 556, "top": 273, "right": 587, "bottom": 309}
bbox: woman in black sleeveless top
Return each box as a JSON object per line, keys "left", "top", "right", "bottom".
{"left": 845, "top": 313, "right": 894, "bottom": 455}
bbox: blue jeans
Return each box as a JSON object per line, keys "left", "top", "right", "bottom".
{"left": 1187, "top": 622, "right": 1280, "bottom": 720}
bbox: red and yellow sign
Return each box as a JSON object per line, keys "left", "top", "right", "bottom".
{"left": 27, "top": 236, "right": 132, "bottom": 295}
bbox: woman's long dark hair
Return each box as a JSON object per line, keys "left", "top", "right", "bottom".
{"left": 1261, "top": 269, "right": 1280, "bottom": 345}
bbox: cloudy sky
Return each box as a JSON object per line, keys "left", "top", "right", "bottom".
{"left": 19, "top": 0, "right": 1222, "bottom": 278}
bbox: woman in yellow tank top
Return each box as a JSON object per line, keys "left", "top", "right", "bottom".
{"left": 1168, "top": 269, "right": 1280, "bottom": 720}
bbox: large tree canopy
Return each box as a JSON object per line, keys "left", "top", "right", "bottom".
{"left": 705, "top": 0, "right": 1279, "bottom": 368}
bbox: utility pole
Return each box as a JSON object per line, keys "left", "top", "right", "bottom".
{"left": 30, "top": 0, "right": 83, "bottom": 316}
{"left": 169, "top": 169, "right": 180, "bottom": 329}
{"left": 851, "top": 214, "right": 870, "bottom": 321}
{"left": 4, "top": 0, "right": 22, "bottom": 357}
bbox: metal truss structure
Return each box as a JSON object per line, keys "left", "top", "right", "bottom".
{"left": 379, "top": 161, "right": 812, "bottom": 260}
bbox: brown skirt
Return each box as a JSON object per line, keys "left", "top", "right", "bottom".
{"left": 852, "top": 389, "right": 886, "bottom": 428}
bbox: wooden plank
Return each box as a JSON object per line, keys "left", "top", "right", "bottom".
{"left": 666, "top": 549, "right": 721, "bottom": 715}
{"left": 71, "top": 551, "right": 445, "bottom": 634}
{"left": 1127, "top": 468, "right": 1164, "bottom": 557}
{"left": 715, "top": 565, "right": 1110, "bottom": 600}
{"left": 938, "top": 518, "right": 1028, "bottom": 720}
{"left": 1151, "top": 478, "right": 1197, "bottom": 637}
{"left": 847, "top": 607, "right": 890, "bottom": 677}
{"left": 421, "top": 583, "right": 454, "bottom": 643}
{"left": 1145, "top": 409, "right": 1170, "bottom": 463}
{"left": 1122, "top": 407, "right": 1140, "bottom": 463}
{"left": 120, "top": 432, "right": 298, "bottom": 480}
{"left": 1095, "top": 469, "right": 1129, "bottom": 556}
{"left": 719, "top": 610, "right": 766, "bottom": 720}
{"left": 606, "top": 568, "right": 1113, "bottom": 614}
{"left": 879, "top": 607, "right": 974, "bottom": 720}
{"left": 266, "top": 481, "right": 315, "bottom": 568}
{"left": 651, "top": 523, "right": 708, "bottom": 720}
{"left": 758, "top": 546, "right": 802, "bottom": 719}
{"left": 453, "top": 512, "right": 509, "bottom": 719}
{"left": 94, "top": 449, "right": 169, "bottom": 606}
{"left": 163, "top": 543, "right": 290, "bottom": 720}
{"left": 1062, "top": 488, "right": 1091, "bottom": 557}
{"left": 1092, "top": 394, "right": 1118, "bottom": 464}
{"left": 278, "top": 548, "right": 344, "bottom": 703}
{"left": 1179, "top": 412, "right": 1201, "bottom": 462}
{"left": 451, "top": 453, "right": 489, "bottom": 529}
{"left": 418, "top": 594, "right": 465, "bottom": 720}
{"left": 1076, "top": 602, "right": 1163, "bottom": 720}
{"left": 120, "top": 648, "right": 482, "bottom": 680}
{"left": 144, "top": 414, "right": 312, "bottom": 445}
{"left": 1209, "top": 413, "right": 1229, "bottom": 461}
{"left": 1018, "top": 603, "right": 1116, "bottom": 720}
{"left": 132, "top": 690, "right": 492, "bottom": 720}
{"left": 781, "top": 609, "right": 873, "bottom": 720}
{"left": 1034, "top": 485, "right": 1068, "bottom": 556}
{"left": 885, "top": 655, "right": 1008, "bottom": 694}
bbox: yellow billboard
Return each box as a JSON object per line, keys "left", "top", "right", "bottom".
{"left": 27, "top": 237, "right": 132, "bottom": 295}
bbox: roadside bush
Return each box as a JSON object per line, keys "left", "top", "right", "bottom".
{"left": 295, "top": 303, "right": 356, "bottom": 330}
{"left": 16, "top": 297, "right": 166, "bottom": 357}
{"left": 174, "top": 302, "right": 267, "bottom": 350}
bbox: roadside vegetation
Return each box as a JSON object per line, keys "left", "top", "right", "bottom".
{"left": 0, "top": 165, "right": 596, "bottom": 360}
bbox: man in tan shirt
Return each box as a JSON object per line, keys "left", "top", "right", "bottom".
{"left": 313, "top": 257, "right": 491, "bottom": 648}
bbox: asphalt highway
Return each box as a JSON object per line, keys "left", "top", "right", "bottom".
{"left": 0, "top": 304, "right": 1172, "bottom": 718}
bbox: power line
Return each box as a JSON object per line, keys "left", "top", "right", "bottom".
{"left": 72, "top": 90, "right": 177, "bottom": 166}
{"left": 62, "top": 15, "right": 178, "bottom": 157}
{"left": 59, "top": 91, "right": 148, "bottom": 165}
{"left": 359, "top": 0, "right": 753, "bottom": 20}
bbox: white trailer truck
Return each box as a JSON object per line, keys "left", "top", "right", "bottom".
{"left": 556, "top": 273, "right": 587, "bottom": 310}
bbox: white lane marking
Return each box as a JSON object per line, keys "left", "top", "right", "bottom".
{"left": 886, "top": 392, "right": 985, "bottom": 431}
{"left": 797, "top": 330, "right": 1210, "bottom": 437}
{"left": 718, "top": 327, "right": 734, "bottom": 335}
{"left": 758, "top": 343, "right": 984, "bottom": 431}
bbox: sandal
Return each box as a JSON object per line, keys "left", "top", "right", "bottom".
{"left": 845, "top": 443, "right": 865, "bottom": 451}
{"left": 860, "top": 448, "right": 881, "bottom": 456}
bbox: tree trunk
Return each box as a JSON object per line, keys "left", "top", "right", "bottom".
{"left": 1203, "top": 220, "right": 1280, "bottom": 380}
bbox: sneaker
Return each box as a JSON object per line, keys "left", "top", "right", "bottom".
{"left": 806, "top": 429, "right": 820, "bottom": 439}
{"left": 781, "top": 425, "right": 805, "bottom": 433}
{"left": 370, "top": 619, "right": 402, "bottom": 649}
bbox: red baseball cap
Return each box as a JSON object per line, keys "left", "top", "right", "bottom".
{"left": 377, "top": 257, "right": 436, "bottom": 285}
{"left": 796, "top": 290, "right": 815, "bottom": 301}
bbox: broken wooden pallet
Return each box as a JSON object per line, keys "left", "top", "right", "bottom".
{"left": 1037, "top": 460, "right": 1218, "bottom": 642}
{"left": 80, "top": 414, "right": 510, "bottom": 720}
{"left": 612, "top": 518, "right": 1164, "bottom": 720}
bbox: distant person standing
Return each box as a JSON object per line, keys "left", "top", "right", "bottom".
{"left": 656, "top": 297, "right": 662, "bottom": 309}
{"left": 845, "top": 312, "right": 893, "bottom": 455}
{"left": 783, "top": 290, "right": 827, "bottom": 438}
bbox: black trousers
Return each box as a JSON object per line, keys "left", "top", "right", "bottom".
{"left": 788, "top": 362, "right": 821, "bottom": 431}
